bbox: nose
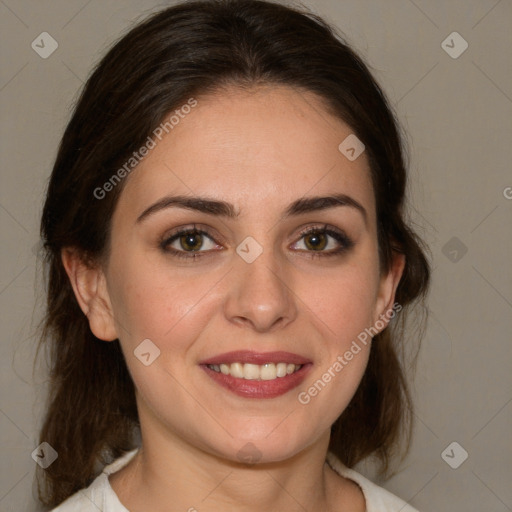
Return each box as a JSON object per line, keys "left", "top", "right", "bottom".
{"left": 223, "top": 246, "right": 298, "bottom": 333}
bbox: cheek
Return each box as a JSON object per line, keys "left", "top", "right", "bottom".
{"left": 294, "top": 266, "right": 377, "bottom": 434}
{"left": 295, "top": 253, "right": 379, "bottom": 406}
{"left": 303, "top": 259, "right": 380, "bottom": 345}
{"left": 107, "top": 252, "right": 219, "bottom": 349}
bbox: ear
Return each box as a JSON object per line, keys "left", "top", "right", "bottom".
{"left": 372, "top": 251, "right": 406, "bottom": 333}
{"left": 61, "top": 247, "right": 118, "bottom": 341}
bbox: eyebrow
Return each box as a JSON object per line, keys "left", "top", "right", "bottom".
{"left": 136, "top": 193, "right": 367, "bottom": 224}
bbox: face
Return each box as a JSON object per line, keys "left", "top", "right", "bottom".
{"left": 73, "top": 85, "right": 403, "bottom": 463}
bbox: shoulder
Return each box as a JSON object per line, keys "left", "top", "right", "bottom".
{"left": 326, "top": 452, "right": 420, "bottom": 512}
{"left": 49, "top": 474, "right": 109, "bottom": 512}
{"left": 50, "top": 450, "right": 139, "bottom": 512}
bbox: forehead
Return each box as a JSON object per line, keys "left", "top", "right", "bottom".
{"left": 117, "top": 85, "right": 375, "bottom": 221}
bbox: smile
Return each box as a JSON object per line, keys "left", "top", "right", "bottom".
{"left": 206, "top": 362, "right": 302, "bottom": 381}
{"left": 199, "top": 350, "right": 312, "bottom": 398}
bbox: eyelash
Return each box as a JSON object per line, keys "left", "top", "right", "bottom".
{"left": 159, "top": 224, "right": 354, "bottom": 261}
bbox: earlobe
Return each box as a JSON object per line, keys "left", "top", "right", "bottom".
{"left": 61, "top": 248, "right": 118, "bottom": 341}
{"left": 373, "top": 252, "right": 406, "bottom": 333}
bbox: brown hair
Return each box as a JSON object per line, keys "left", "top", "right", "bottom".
{"left": 36, "top": 0, "right": 430, "bottom": 507}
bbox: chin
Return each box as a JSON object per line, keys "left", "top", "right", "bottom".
{"left": 205, "top": 423, "right": 318, "bottom": 466}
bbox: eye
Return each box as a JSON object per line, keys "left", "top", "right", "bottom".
{"left": 160, "top": 223, "right": 354, "bottom": 261}
{"left": 291, "top": 225, "right": 354, "bottom": 258}
{"left": 160, "top": 226, "right": 221, "bottom": 259}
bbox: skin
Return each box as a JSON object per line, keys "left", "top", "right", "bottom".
{"left": 63, "top": 84, "right": 405, "bottom": 512}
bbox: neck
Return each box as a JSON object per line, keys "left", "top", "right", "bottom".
{"left": 110, "top": 426, "right": 345, "bottom": 512}
{"left": 108, "top": 392, "right": 365, "bottom": 512}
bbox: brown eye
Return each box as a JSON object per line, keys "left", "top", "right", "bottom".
{"left": 179, "top": 231, "right": 204, "bottom": 251}
{"left": 292, "top": 226, "right": 354, "bottom": 258}
{"left": 160, "top": 226, "right": 221, "bottom": 260}
{"left": 303, "top": 232, "right": 328, "bottom": 251}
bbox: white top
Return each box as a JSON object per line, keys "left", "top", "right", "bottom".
{"left": 51, "top": 449, "right": 419, "bottom": 512}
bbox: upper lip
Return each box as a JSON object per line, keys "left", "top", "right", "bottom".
{"left": 199, "top": 350, "right": 311, "bottom": 366}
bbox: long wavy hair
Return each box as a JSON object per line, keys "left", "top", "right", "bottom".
{"left": 36, "top": 0, "right": 430, "bottom": 507}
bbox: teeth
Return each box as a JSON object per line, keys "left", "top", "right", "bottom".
{"left": 230, "top": 362, "right": 244, "bottom": 378}
{"left": 207, "top": 362, "right": 302, "bottom": 380}
{"left": 276, "top": 362, "right": 287, "bottom": 378}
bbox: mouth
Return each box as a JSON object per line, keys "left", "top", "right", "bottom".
{"left": 206, "top": 361, "right": 303, "bottom": 380}
{"left": 199, "top": 350, "right": 312, "bottom": 399}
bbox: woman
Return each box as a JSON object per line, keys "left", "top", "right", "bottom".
{"left": 36, "top": 0, "right": 430, "bottom": 510}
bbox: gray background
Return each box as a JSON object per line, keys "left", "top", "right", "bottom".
{"left": 1, "top": 1, "right": 511, "bottom": 511}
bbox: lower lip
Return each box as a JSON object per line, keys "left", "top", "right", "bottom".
{"left": 201, "top": 364, "right": 312, "bottom": 399}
